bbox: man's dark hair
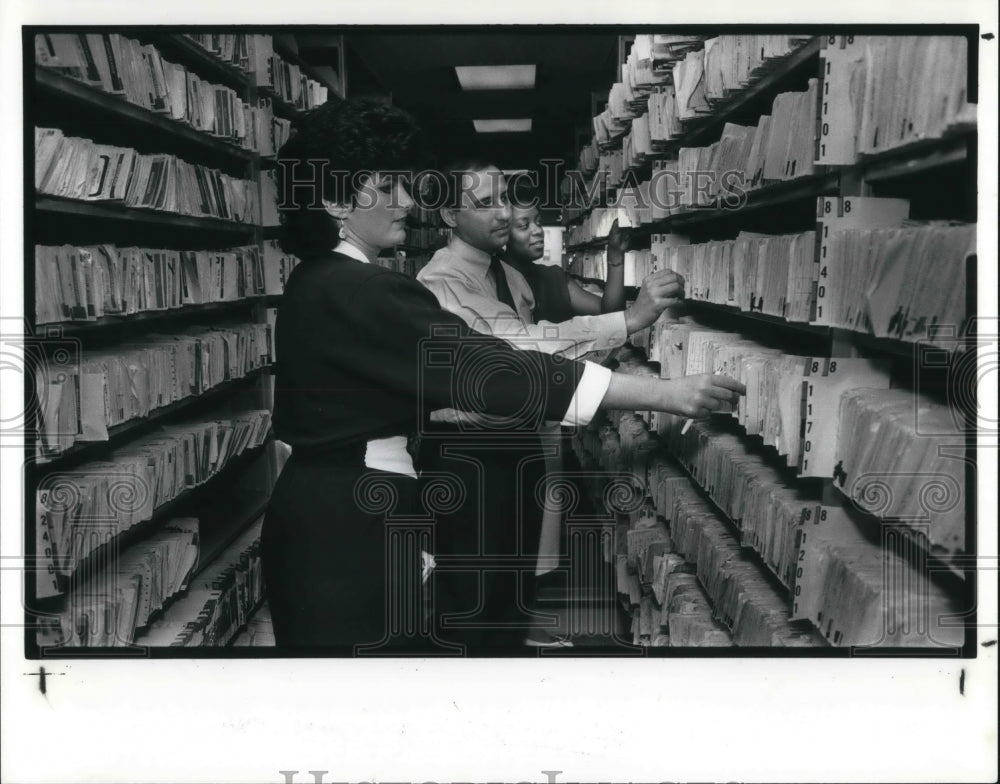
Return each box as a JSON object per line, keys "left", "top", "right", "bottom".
{"left": 275, "top": 97, "right": 427, "bottom": 257}
{"left": 421, "top": 154, "right": 498, "bottom": 210}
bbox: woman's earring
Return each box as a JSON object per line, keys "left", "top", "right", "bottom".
{"left": 338, "top": 222, "right": 347, "bottom": 240}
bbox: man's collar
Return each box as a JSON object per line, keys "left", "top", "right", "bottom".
{"left": 448, "top": 235, "right": 497, "bottom": 276}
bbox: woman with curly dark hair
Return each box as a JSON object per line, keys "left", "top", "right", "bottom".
{"left": 262, "top": 97, "right": 744, "bottom": 653}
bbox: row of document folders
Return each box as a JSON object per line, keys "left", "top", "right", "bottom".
{"left": 35, "top": 323, "right": 272, "bottom": 456}
{"left": 37, "top": 514, "right": 267, "bottom": 648}
{"left": 584, "top": 35, "right": 972, "bottom": 178}
{"left": 185, "top": 33, "right": 333, "bottom": 108}
{"left": 575, "top": 399, "right": 963, "bottom": 648}
{"left": 574, "top": 77, "right": 820, "bottom": 212}
{"left": 34, "top": 408, "right": 272, "bottom": 599}
{"left": 35, "top": 241, "right": 301, "bottom": 324}
{"left": 568, "top": 199, "right": 972, "bottom": 345}
{"left": 616, "top": 318, "right": 966, "bottom": 553}
{"left": 35, "top": 32, "right": 330, "bottom": 117}
{"left": 137, "top": 516, "right": 265, "bottom": 647}
{"left": 35, "top": 128, "right": 262, "bottom": 223}
{"left": 574, "top": 418, "right": 824, "bottom": 647}
{"left": 36, "top": 517, "right": 201, "bottom": 648}
{"left": 819, "top": 35, "right": 975, "bottom": 163}
{"left": 35, "top": 34, "right": 296, "bottom": 157}
{"left": 593, "top": 34, "right": 809, "bottom": 146}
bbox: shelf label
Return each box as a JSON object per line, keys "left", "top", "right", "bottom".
{"left": 811, "top": 197, "right": 910, "bottom": 326}
{"left": 799, "top": 357, "right": 891, "bottom": 477}
{"left": 815, "top": 36, "right": 864, "bottom": 166}
{"left": 791, "top": 506, "right": 860, "bottom": 642}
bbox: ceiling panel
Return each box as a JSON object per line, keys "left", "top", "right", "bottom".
{"left": 299, "top": 30, "right": 618, "bottom": 170}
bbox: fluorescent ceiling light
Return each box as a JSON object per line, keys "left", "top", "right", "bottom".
{"left": 473, "top": 118, "right": 532, "bottom": 133}
{"left": 456, "top": 65, "right": 536, "bottom": 90}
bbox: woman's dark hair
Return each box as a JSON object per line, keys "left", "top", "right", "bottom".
{"left": 507, "top": 177, "right": 540, "bottom": 211}
{"left": 276, "top": 97, "right": 426, "bottom": 257}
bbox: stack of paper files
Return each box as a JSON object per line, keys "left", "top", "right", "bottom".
{"left": 648, "top": 323, "right": 808, "bottom": 466}
{"left": 616, "top": 179, "right": 654, "bottom": 226}
{"left": 656, "top": 571, "right": 733, "bottom": 646}
{"left": 575, "top": 417, "right": 732, "bottom": 647}
{"left": 231, "top": 601, "right": 276, "bottom": 647}
{"left": 249, "top": 98, "right": 292, "bottom": 157}
{"left": 613, "top": 408, "right": 659, "bottom": 477}
{"left": 836, "top": 388, "right": 965, "bottom": 553}
{"left": 592, "top": 86, "right": 633, "bottom": 146}
{"left": 136, "top": 516, "right": 264, "bottom": 647}
{"left": 654, "top": 229, "right": 817, "bottom": 320}
{"left": 670, "top": 488, "right": 823, "bottom": 646}
{"left": 672, "top": 49, "right": 711, "bottom": 122}
{"left": 622, "top": 112, "right": 653, "bottom": 170}
{"left": 35, "top": 34, "right": 280, "bottom": 154}
{"left": 650, "top": 35, "right": 705, "bottom": 72}
{"left": 796, "top": 508, "right": 963, "bottom": 647}
{"left": 598, "top": 149, "right": 624, "bottom": 189}
{"left": 822, "top": 222, "right": 973, "bottom": 342}
{"left": 647, "top": 85, "right": 683, "bottom": 144}
{"left": 702, "top": 35, "right": 811, "bottom": 103}
{"left": 659, "top": 420, "right": 816, "bottom": 590}
{"left": 185, "top": 33, "right": 253, "bottom": 73}
{"left": 35, "top": 243, "right": 265, "bottom": 324}
{"left": 851, "top": 36, "right": 975, "bottom": 157}
{"left": 566, "top": 206, "right": 633, "bottom": 247}
{"left": 622, "top": 35, "right": 671, "bottom": 111}
{"left": 266, "top": 54, "right": 328, "bottom": 111}
{"left": 669, "top": 79, "right": 819, "bottom": 206}
{"left": 37, "top": 518, "right": 200, "bottom": 648}
{"left": 262, "top": 240, "right": 301, "bottom": 295}
{"left": 34, "top": 408, "right": 271, "bottom": 593}
{"left": 670, "top": 490, "right": 822, "bottom": 647}
{"left": 35, "top": 323, "right": 270, "bottom": 456}
{"left": 36, "top": 128, "right": 260, "bottom": 223}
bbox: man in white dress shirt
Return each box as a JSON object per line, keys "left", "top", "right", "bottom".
{"left": 415, "top": 158, "right": 683, "bottom": 650}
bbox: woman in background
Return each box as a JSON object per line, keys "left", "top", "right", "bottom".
{"left": 501, "top": 197, "right": 661, "bottom": 620}
{"left": 502, "top": 198, "right": 631, "bottom": 324}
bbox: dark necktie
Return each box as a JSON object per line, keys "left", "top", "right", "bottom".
{"left": 489, "top": 255, "right": 518, "bottom": 311}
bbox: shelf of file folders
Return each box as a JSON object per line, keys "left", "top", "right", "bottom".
{"left": 37, "top": 31, "right": 331, "bottom": 124}
{"left": 591, "top": 34, "right": 812, "bottom": 154}
{"left": 569, "top": 387, "right": 825, "bottom": 648}
{"left": 36, "top": 505, "right": 273, "bottom": 649}
{"left": 571, "top": 321, "right": 966, "bottom": 648}
{"left": 566, "top": 74, "right": 825, "bottom": 250}
{"left": 35, "top": 402, "right": 271, "bottom": 600}
{"left": 32, "top": 315, "right": 273, "bottom": 461}
{"left": 34, "top": 33, "right": 297, "bottom": 159}
{"left": 135, "top": 515, "right": 267, "bottom": 647}
{"left": 580, "top": 35, "right": 819, "bottom": 204}
{"left": 570, "top": 197, "right": 974, "bottom": 351}
{"left": 34, "top": 241, "right": 298, "bottom": 328}
{"left": 567, "top": 34, "right": 975, "bottom": 246}
{"left": 35, "top": 126, "right": 262, "bottom": 227}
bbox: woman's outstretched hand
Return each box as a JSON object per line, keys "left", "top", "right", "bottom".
{"left": 658, "top": 374, "right": 746, "bottom": 418}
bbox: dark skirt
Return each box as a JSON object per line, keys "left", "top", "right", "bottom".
{"left": 261, "top": 449, "right": 425, "bottom": 654}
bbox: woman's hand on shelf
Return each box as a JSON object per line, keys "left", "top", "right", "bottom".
{"left": 624, "top": 269, "right": 685, "bottom": 333}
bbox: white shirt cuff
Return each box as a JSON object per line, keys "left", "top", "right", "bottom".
{"left": 603, "top": 310, "right": 629, "bottom": 347}
{"left": 561, "top": 361, "right": 613, "bottom": 426}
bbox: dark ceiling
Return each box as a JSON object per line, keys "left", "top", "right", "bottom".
{"left": 298, "top": 30, "right": 619, "bottom": 171}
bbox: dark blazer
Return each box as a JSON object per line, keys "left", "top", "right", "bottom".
{"left": 272, "top": 251, "right": 585, "bottom": 452}
{"left": 263, "top": 251, "right": 588, "bottom": 652}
